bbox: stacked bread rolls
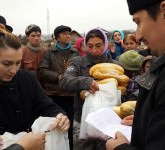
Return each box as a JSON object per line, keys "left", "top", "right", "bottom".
{"left": 80, "top": 63, "right": 129, "bottom": 100}
{"left": 89, "top": 63, "right": 129, "bottom": 95}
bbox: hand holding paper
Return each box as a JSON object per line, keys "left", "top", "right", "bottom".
{"left": 85, "top": 107, "right": 132, "bottom": 141}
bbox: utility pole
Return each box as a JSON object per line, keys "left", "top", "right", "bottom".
{"left": 47, "top": 8, "right": 50, "bottom": 35}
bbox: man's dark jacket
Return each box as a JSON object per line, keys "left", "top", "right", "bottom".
{"left": 115, "top": 55, "right": 165, "bottom": 150}
{"left": 38, "top": 46, "right": 80, "bottom": 96}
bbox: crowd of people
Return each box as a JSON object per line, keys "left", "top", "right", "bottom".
{"left": 1, "top": 0, "right": 165, "bottom": 150}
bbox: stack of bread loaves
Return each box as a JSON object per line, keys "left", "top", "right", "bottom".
{"left": 80, "top": 63, "right": 129, "bottom": 100}
{"left": 89, "top": 63, "right": 129, "bottom": 95}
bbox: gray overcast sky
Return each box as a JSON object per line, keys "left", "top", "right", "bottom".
{"left": 0, "top": 0, "right": 136, "bottom": 35}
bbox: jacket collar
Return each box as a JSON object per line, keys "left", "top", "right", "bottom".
{"left": 150, "top": 55, "right": 165, "bottom": 73}
{"left": 50, "top": 45, "right": 78, "bottom": 53}
{"left": 81, "top": 52, "right": 113, "bottom": 67}
{"left": 136, "top": 55, "right": 165, "bottom": 90}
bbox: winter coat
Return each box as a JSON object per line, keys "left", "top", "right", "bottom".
{"left": 114, "top": 42, "right": 125, "bottom": 59}
{"left": 0, "top": 70, "right": 64, "bottom": 135}
{"left": 115, "top": 55, "right": 165, "bottom": 150}
{"left": 122, "top": 71, "right": 140, "bottom": 102}
{"left": 21, "top": 46, "right": 47, "bottom": 71}
{"left": 38, "top": 46, "right": 80, "bottom": 96}
{"left": 59, "top": 52, "right": 116, "bottom": 122}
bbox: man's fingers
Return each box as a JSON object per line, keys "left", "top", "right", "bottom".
{"left": 121, "top": 119, "right": 133, "bottom": 126}
{"left": 121, "top": 115, "right": 134, "bottom": 126}
{"left": 115, "top": 131, "right": 123, "bottom": 138}
{"left": 115, "top": 131, "right": 129, "bottom": 143}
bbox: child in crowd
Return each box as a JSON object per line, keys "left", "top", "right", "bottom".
{"left": 141, "top": 55, "right": 153, "bottom": 74}
{"left": 123, "top": 33, "right": 138, "bottom": 51}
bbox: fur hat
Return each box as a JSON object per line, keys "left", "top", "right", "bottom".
{"left": 54, "top": 25, "right": 71, "bottom": 39}
{"left": 127, "top": 0, "right": 163, "bottom": 15}
{"left": 119, "top": 50, "right": 144, "bottom": 71}
{"left": 25, "top": 24, "right": 41, "bottom": 36}
{"left": 0, "top": 15, "right": 13, "bottom": 32}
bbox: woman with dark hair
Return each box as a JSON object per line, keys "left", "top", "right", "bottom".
{"left": 0, "top": 28, "right": 70, "bottom": 150}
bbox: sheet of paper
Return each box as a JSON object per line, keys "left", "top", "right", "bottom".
{"left": 85, "top": 107, "right": 132, "bottom": 141}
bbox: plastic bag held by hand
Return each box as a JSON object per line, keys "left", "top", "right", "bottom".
{"left": 0, "top": 132, "right": 27, "bottom": 150}
{"left": 80, "top": 81, "right": 121, "bottom": 139}
{"left": 32, "top": 116, "right": 70, "bottom": 150}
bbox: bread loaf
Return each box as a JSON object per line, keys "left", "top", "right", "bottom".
{"left": 96, "top": 78, "right": 118, "bottom": 86}
{"left": 117, "top": 86, "right": 126, "bottom": 95}
{"left": 112, "top": 106, "right": 123, "bottom": 118}
{"left": 93, "top": 71, "right": 129, "bottom": 84}
{"left": 89, "top": 63, "right": 124, "bottom": 76}
{"left": 112, "top": 101, "right": 137, "bottom": 118}
{"left": 120, "top": 101, "right": 137, "bottom": 118}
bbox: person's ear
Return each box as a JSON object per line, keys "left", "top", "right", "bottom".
{"left": 26, "top": 35, "right": 29, "bottom": 40}
{"left": 160, "top": 1, "right": 165, "bottom": 18}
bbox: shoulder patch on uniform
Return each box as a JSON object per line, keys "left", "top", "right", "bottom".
{"left": 66, "top": 66, "right": 75, "bottom": 72}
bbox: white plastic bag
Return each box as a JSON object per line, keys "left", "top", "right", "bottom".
{"left": 79, "top": 81, "right": 121, "bottom": 139}
{"left": 32, "top": 116, "right": 70, "bottom": 150}
{"left": 0, "top": 132, "right": 27, "bottom": 150}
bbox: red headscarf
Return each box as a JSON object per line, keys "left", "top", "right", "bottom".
{"left": 75, "top": 37, "right": 86, "bottom": 56}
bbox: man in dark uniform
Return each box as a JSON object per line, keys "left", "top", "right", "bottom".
{"left": 106, "top": 0, "right": 165, "bottom": 150}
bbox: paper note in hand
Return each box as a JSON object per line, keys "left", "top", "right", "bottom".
{"left": 85, "top": 107, "right": 132, "bottom": 141}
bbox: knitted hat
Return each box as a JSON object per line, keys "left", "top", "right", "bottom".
{"left": 0, "top": 15, "right": 13, "bottom": 32}
{"left": 119, "top": 50, "right": 144, "bottom": 71}
{"left": 25, "top": 24, "right": 41, "bottom": 36}
{"left": 54, "top": 25, "right": 71, "bottom": 39}
{"left": 127, "top": 0, "right": 163, "bottom": 15}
